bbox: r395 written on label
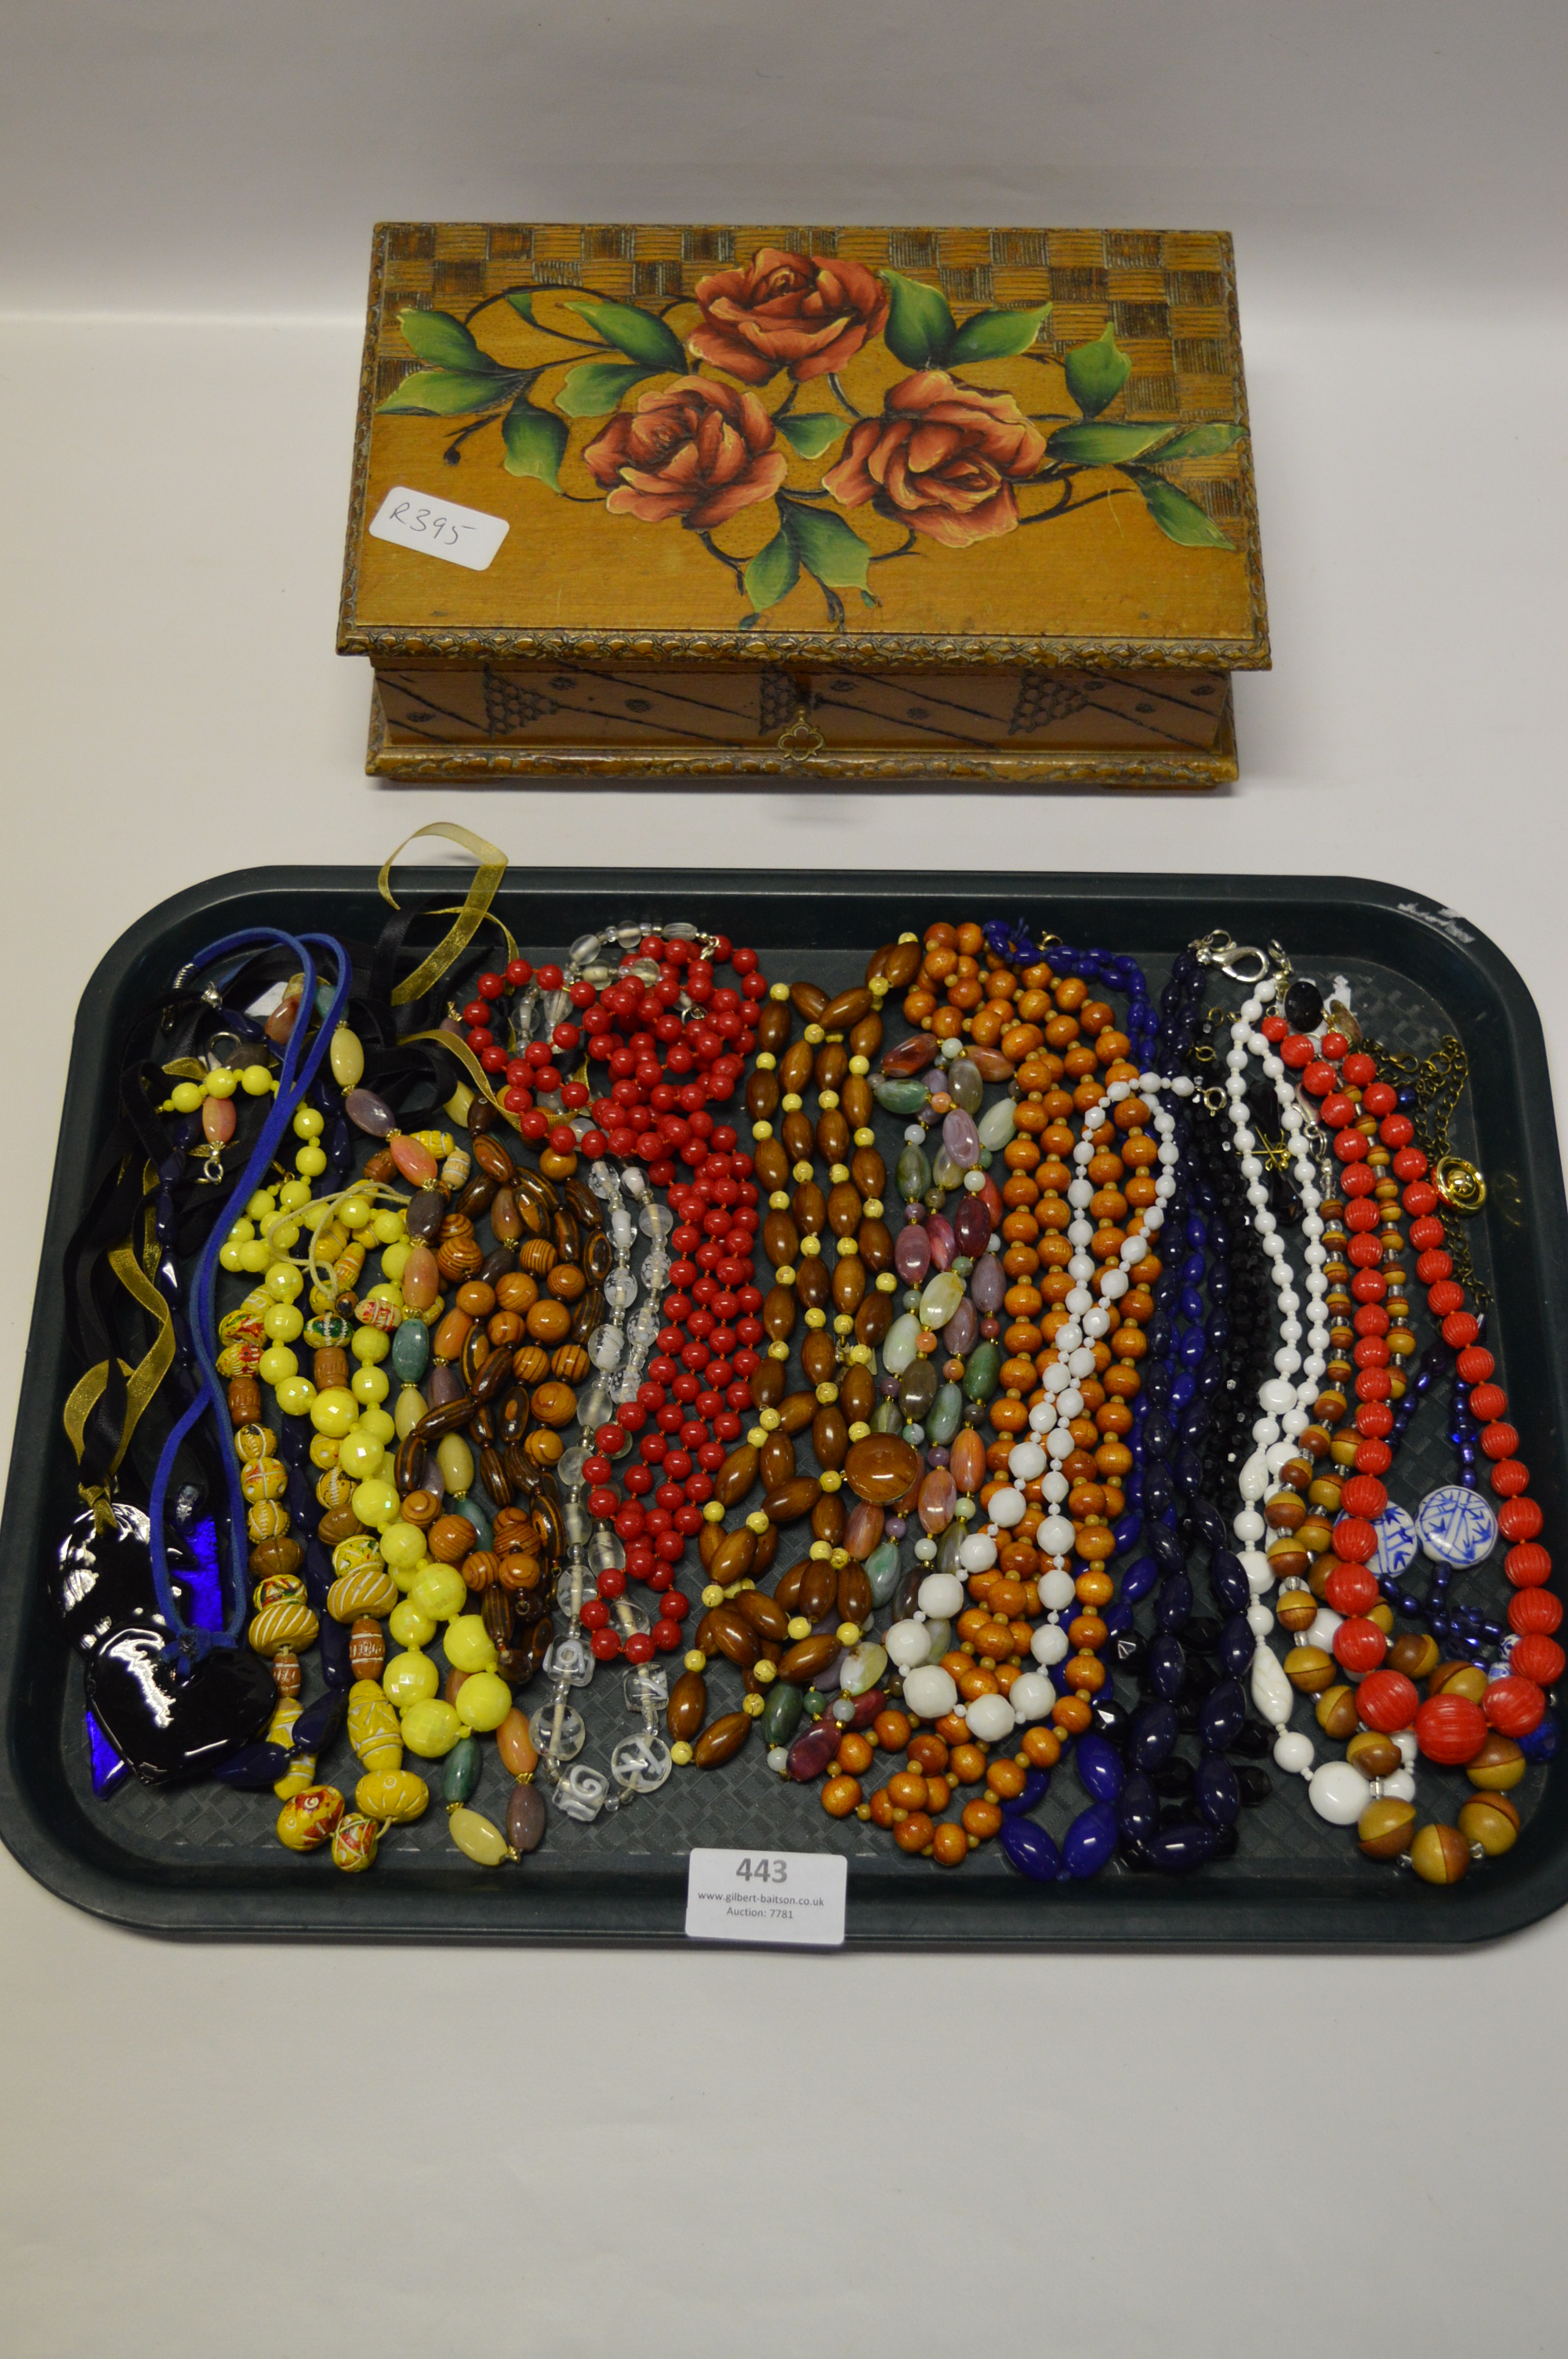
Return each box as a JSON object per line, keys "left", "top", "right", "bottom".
{"left": 368, "top": 484, "right": 510, "bottom": 572}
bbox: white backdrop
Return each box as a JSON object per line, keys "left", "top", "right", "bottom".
{"left": 2, "top": 6, "right": 1565, "bottom": 2354}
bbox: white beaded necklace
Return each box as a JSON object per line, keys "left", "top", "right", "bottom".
{"left": 1219, "top": 976, "right": 1421, "bottom": 1826}
{"left": 894, "top": 1072, "right": 1192, "bottom": 1736}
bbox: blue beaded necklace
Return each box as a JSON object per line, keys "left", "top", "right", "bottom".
{"left": 970, "top": 927, "right": 1251, "bottom": 1882}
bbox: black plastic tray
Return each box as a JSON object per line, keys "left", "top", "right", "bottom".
{"left": 3, "top": 868, "right": 1565, "bottom": 1946}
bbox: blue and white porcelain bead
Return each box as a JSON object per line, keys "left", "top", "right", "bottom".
{"left": 1416, "top": 1483, "right": 1498, "bottom": 1568}
{"left": 1371, "top": 1501, "right": 1419, "bottom": 1581}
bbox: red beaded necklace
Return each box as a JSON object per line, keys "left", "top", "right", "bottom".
{"left": 579, "top": 1140, "right": 767, "bottom": 1660}
{"left": 1285, "top": 1024, "right": 1559, "bottom": 1762}
{"left": 461, "top": 930, "right": 768, "bottom": 1171}
{"left": 482, "top": 928, "right": 768, "bottom": 1659}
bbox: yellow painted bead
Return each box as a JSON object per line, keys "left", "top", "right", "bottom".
{"left": 327, "top": 1562, "right": 398, "bottom": 1623}
{"left": 389, "top": 1598, "right": 437, "bottom": 1648}
{"left": 355, "top": 1767, "right": 429, "bottom": 1823}
{"left": 266, "top": 1696, "right": 301, "bottom": 1749}
{"left": 409, "top": 1564, "right": 466, "bottom": 1621}
{"left": 248, "top": 1600, "right": 318, "bottom": 1657}
{"left": 273, "top": 1752, "right": 317, "bottom": 1801}
{"left": 443, "top": 1614, "right": 499, "bottom": 1674}
{"left": 448, "top": 1806, "right": 513, "bottom": 1866}
{"left": 331, "top": 1533, "right": 383, "bottom": 1578}
{"left": 308, "top": 1432, "right": 341, "bottom": 1469}
{"left": 310, "top": 1387, "right": 359, "bottom": 1438}
{"left": 238, "top": 1459, "right": 286, "bottom": 1503}
{"left": 347, "top": 1680, "right": 402, "bottom": 1772}
{"left": 382, "top": 1648, "right": 439, "bottom": 1709}
{"left": 331, "top": 1812, "right": 379, "bottom": 1871}
{"left": 400, "top": 1698, "right": 465, "bottom": 1758}
{"left": 275, "top": 1785, "right": 343, "bottom": 1852}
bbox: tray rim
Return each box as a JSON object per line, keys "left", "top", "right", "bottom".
{"left": 2, "top": 865, "right": 1563, "bottom": 1947}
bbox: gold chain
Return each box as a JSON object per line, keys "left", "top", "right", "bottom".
{"left": 1365, "top": 1032, "right": 1490, "bottom": 1308}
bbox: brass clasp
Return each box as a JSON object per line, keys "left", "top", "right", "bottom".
{"left": 777, "top": 713, "right": 826, "bottom": 769}
{"left": 1433, "top": 1154, "right": 1487, "bottom": 1216}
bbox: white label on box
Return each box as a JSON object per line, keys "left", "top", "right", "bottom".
{"left": 367, "top": 484, "right": 510, "bottom": 572}
{"left": 685, "top": 1848, "right": 847, "bottom": 1947}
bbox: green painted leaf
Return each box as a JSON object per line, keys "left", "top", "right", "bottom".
{"left": 1046, "top": 421, "right": 1185, "bottom": 464}
{"left": 379, "top": 367, "right": 518, "bottom": 416}
{"left": 880, "top": 270, "right": 956, "bottom": 369}
{"left": 775, "top": 411, "right": 846, "bottom": 459}
{"left": 744, "top": 530, "right": 800, "bottom": 613}
{"left": 502, "top": 396, "right": 568, "bottom": 489}
{"left": 947, "top": 301, "right": 1052, "bottom": 364}
{"left": 397, "top": 307, "right": 493, "bottom": 371}
{"left": 780, "top": 500, "right": 873, "bottom": 591}
{"left": 1146, "top": 420, "right": 1243, "bottom": 460}
{"left": 1064, "top": 324, "right": 1132, "bottom": 418}
{"left": 506, "top": 291, "right": 536, "bottom": 325}
{"left": 567, "top": 298, "right": 686, "bottom": 370}
{"left": 555, "top": 361, "right": 655, "bottom": 418}
{"left": 1127, "top": 468, "right": 1236, "bottom": 548}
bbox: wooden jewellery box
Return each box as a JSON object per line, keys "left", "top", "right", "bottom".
{"left": 338, "top": 223, "right": 1269, "bottom": 785}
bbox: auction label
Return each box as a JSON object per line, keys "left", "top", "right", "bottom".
{"left": 368, "top": 485, "right": 510, "bottom": 572}
{"left": 685, "top": 1848, "right": 847, "bottom": 1947}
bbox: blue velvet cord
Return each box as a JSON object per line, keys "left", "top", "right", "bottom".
{"left": 147, "top": 930, "right": 352, "bottom": 1664}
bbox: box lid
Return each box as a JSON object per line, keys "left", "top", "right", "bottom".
{"left": 339, "top": 224, "right": 1269, "bottom": 672}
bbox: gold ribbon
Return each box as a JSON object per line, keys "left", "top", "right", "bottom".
{"left": 377, "top": 822, "right": 510, "bottom": 1006}
{"left": 401, "top": 1028, "right": 520, "bottom": 1133}
{"left": 62, "top": 1182, "right": 177, "bottom": 1513}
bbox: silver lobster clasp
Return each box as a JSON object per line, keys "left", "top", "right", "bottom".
{"left": 1192, "top": 930, "right": 1290, "bottom": 987}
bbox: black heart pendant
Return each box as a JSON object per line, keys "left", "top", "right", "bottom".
{"left": 85, "top": 1626, "right": 277, "bottom": 1787}
{"left": 54, "top": 1501, "right": 194, "bottom": 1658}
